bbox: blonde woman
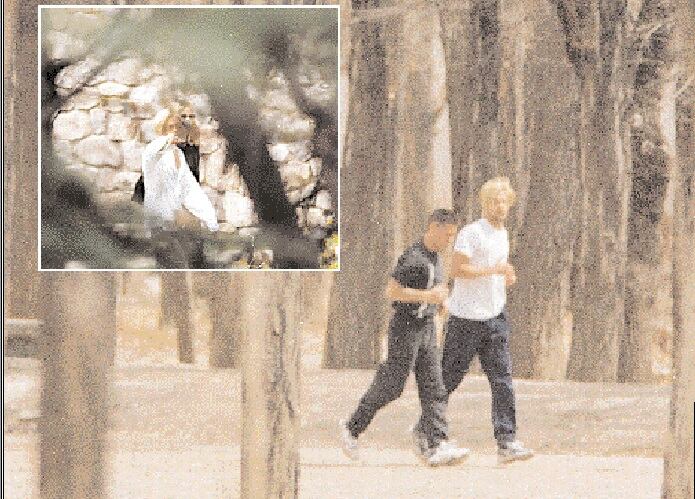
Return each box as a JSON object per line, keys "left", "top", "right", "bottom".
{"left": 141, "top": 108, "right": 218, "bottom": 236}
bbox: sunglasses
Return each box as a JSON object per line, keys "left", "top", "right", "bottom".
{"left": 180, "top": 114, "right": 196, "bottom": 119}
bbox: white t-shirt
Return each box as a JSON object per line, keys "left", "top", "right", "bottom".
{"left": 447, "top": 218, "right": 509, "bottom": 321}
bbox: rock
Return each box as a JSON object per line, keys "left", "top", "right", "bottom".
{"left": 107, "top": 113, "right": 134, "bottom": 141}
{"left": 306, "top": 207, "right": 326, "bottom": 227}
{"left": 128, "top": 85, "right": 161, "bottom": 118}
{"left": 104, "top": 58, "right": 145, "bottom": 86}
{"left": 75, "top": 136, "right": 121, "bottom": 167}
{"left": 52, "top": 140, "right": 74, "bottom": 164}
{"left": 187, "top": 94, "right": 211, "bottom": 116}
{"left": 201, "top": 149, "right": 226, "bottom": 188}
{"left": 315, "top": 190, "right": 332, "bottom": 211}
{"left": 98, "top": 81, "right": 130, "bottom": 97}
{"left": 105, "top": 170, "right": 141, "bottom": 193}
{"left": 139, "top": 119, "right": 158, "bottom": 142}
{"left": 45, "top": 30, "right": 86, "bottom": 61}
{"left": 268, "top": 141, "right": 313, "bottom": 162}
{"left": 52, "top": 110, "right": 92, "bottom": 141}
{"left": 102, "top": 97, "right": 125, "bottom": 113}
{"left": 122, "top": 140, "right": 145, "bottom": 171}
{"left": 89, "top": 108, "right": 107, "bottom": 135}
{"left": 296, "top": 207, "right": 306, "bottom": 227}
{"left": 69, "top": 88, "right": 101, "bottom": 111}
{"left": 279, "top": 159, "right": 314, "bottom": 189}
{"left": 200, "top": 136, "right": 224, "bottom": 155}
{"left": 309, "top": 157, "right": 322, "bottom": 177}
{"left": 55, "top": 58, "right": 99, "bottom": 90}
{"left": 263, "top": 89, "right": 297, "bottom": 113}
{"left": 223, "top": 192, "right": 256, "bottom": 228}
{"left": 261, "top": 112, "right": 315, "bottom": 141}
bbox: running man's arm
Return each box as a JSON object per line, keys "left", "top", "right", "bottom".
{"left": 450, "top": 252, "right": 510, "bottom": 279}
{"left": 385, "top": 279, "right": 448, "bottom": 305}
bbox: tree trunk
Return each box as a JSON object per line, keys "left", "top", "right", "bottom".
{"left": 161, "top": 273, "right": 194, "bottom": 364}
{"left": 240, "top": 274, "right": 302, "bottom": 499}
{"left": 4, "top": 0, "right": 40, "bottom": 320}
{"left": 506, "top": 0, "right": 579, "bottom": 379}
{"left": 662, "top": 49, "right": 694, "bottom": 496}
{"left": 555, "top": 2, "right": 634, "bottom": 382}
{"left": 620, "top": 0, "right": 676, "bottom": 382}
{"left": 324, "top": 0, "right": 398, "bottom": 368}
{"left": 205, "top": 274, "right": 243, "bottom": 369}
{"left": 40, "top": 274, "right": 114, "bottom": 498}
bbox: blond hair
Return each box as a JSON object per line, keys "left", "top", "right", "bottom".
{"left": 479, "top": 176, "right": 517, "bottom": 206}
{"left": 153, "top": 104, "right": 182, "bottom": 136}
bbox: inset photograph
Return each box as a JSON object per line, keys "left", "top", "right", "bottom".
{"left": 39, "top": 6, "right": 339, "bottom": 270}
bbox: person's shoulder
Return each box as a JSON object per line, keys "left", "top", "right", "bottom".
{"left": 144, "top": 136, "right": 168, "bottom": 155}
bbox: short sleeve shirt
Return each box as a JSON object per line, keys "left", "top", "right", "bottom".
{"left": 447, "top": 219, "right": 509, "bottom": 320}
{"left": 391, "top": 240, "right": 442, "bottom": 317}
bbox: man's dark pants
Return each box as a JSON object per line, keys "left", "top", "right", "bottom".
{"left": 441, "top": 311, "right": 517, "bottom": 445}
{"left": 347, "top": 310, "right": 448, "bottom": 449}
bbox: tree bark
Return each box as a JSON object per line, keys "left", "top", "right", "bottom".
{"left": 204, "top": 273, "right": 243, "bottom": 369}
{"left": 39, "top": 274, "right": 114, "bottom": 499}
{"left": 4, "top": 0, "right": 40, "bottom": 319}
{"left": 555, "top": 0, "right": 634, "bottom": 381}
{"left": 506, "top": 0, "right": 579, "bottom": 379}
{"left": 240, "top": 273, "right": 302, "bottom": 499}
{"left": 324, "top": 0, "right": 397, "bottom": 368}
{"left": 160, "top": 273, "right": 194, "bottom": 364}
{"left": 620, "top": 0, "right": 676, "bottom": 382}
{"left": 662, "top": 30, "right": 694, "bottom": 493}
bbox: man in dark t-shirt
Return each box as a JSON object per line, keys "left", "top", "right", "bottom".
{"left": 339, "top": 209, "right": 469, "bottom": 466}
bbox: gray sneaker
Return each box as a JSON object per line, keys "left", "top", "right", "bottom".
{"left": 338, "top": 419, "right": 359, "bottom": 461}
{"left": 497, "top": 440, "right": 534, "bottom": 464}
{"left": 425, "top": 440, "right": 470, "bottom": 467}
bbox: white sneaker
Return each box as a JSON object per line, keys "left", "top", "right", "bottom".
{"left": 426, "top": 440, "right": 470, "bottom": 467}
{"left": 339, "top": 419, "right": 359, "bottom": 460}
{"left": 497, "top": 440, "right": 534, "bottom": 464}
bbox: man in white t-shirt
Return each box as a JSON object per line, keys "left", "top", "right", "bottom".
{"left": 443, "top": 177, "right": 534, "bottom": 464}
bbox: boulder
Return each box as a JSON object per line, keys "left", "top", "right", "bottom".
{"left": 89, "top": 108, "right": 107, "bottom": 135}
{"left": 69, "top": 88, "right": 101, "bottom": 111}
{"left": 97, "top": 81, "right": 130, "bottom": 97}
{"left": 122, "top": 140, "right": 145, "bottom": 171}
{"left": 52, "top": 140, "right": 74, "bottom": 164}
{"left": 52, "top": 110, "right": 92, "bottom": 141}
{"left": 315, "top": 189, "right": 332, "bottom": 211}
{"left": 55, "top": 58, "right": 99, "bottom": 90}
{"left": 104, "top": 58, "right": 145, "bottom": 86}
{"left": 75, "top": 136, "right": 121, "bottom": 167}
{"left": 223, "top": 191, "right": 256, "bottom": 228}
{"left": 107, "top": 113, "right": 134, "bottom": 141}
{"left": 268, "top": 140, "right": 312, "bottom": 162}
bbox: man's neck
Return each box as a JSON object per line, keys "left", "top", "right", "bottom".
{"left": 483, "top": 217, "right": 505, "bottom": 230}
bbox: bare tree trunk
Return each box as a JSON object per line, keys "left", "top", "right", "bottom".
{"left": 4, "top": 0, "right": 40, "bottom": 320}
{"left": 555, "top": 1, "right": 635, "bottom": 381}
{"left": 324, "top": 0, "right": 397, "bottom": 368}
{"left": 241, "top": 274, "right": 302, "bottom": 499}
{"left": 620, "top": 0, "right": 676, "bottom": 382}
{"left": 506, "top": 0, "right": 579, "bottom": 379}
{"left": 204, "top": 274, "right": 243, "bottom": 369}
{"left": 161, "top": 273, "right": 194, "bottom": 364}
{"left": 40, "top": 274, "right": 114, "bottom": 498}
{"left": 662, "top": 20, "right": 694, "bottom": 489}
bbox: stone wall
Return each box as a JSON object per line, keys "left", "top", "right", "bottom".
{"left": 45, "top": 8, "right": 335, "bottom": 236}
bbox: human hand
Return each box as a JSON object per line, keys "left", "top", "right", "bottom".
{"left": 429, "top": 285, "right": 449, "bottom": 305}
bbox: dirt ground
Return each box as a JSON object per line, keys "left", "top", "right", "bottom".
{"left": 3, "top": 276, "right": 671, "bottom": 497}
{"left": 4, "top": 357, "right": 669, "bottom": 498}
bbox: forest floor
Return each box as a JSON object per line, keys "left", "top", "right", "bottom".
{"left": 5, "top": 356, "right": 669, "bottom": 498}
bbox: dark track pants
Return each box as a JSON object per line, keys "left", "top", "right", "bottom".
{"left": 441, "top": 312, "right": 517, "bottom": 445}
{"left": 347, "top": 311, "right": 449, "bottom": 448}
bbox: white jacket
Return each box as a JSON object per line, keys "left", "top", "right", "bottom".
{"left": 142, "top": 135, "right": 219, "bottom": 234}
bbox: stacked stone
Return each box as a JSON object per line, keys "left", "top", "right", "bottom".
{"left": 257, "top": 71, "right": 334, "bottom": 235}
{"left": 50, "top": 56, "right": 260, "bottom": 230}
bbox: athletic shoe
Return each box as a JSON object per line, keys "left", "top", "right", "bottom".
{"left": 338, "top": 419, "right": 359, "bottom": 460}
{"left": 497, "top": 440, "right": 534, "bottom": 464}
{"left": 425, "top": 440, "right": 470, "bottom": 467}
{"left": 408, "top": 424, "right": 429, "bottom": 459}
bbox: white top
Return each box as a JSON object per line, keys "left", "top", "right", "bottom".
{"left": 447, "top": 218, "right": 509, "bottom": 321}
{"left": 142, "top": 135, "right": 219, "bottom": 235}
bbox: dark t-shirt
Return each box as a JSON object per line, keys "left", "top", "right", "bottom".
{"left": 391, "top": 240, "right": 442, "bottom": 317}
